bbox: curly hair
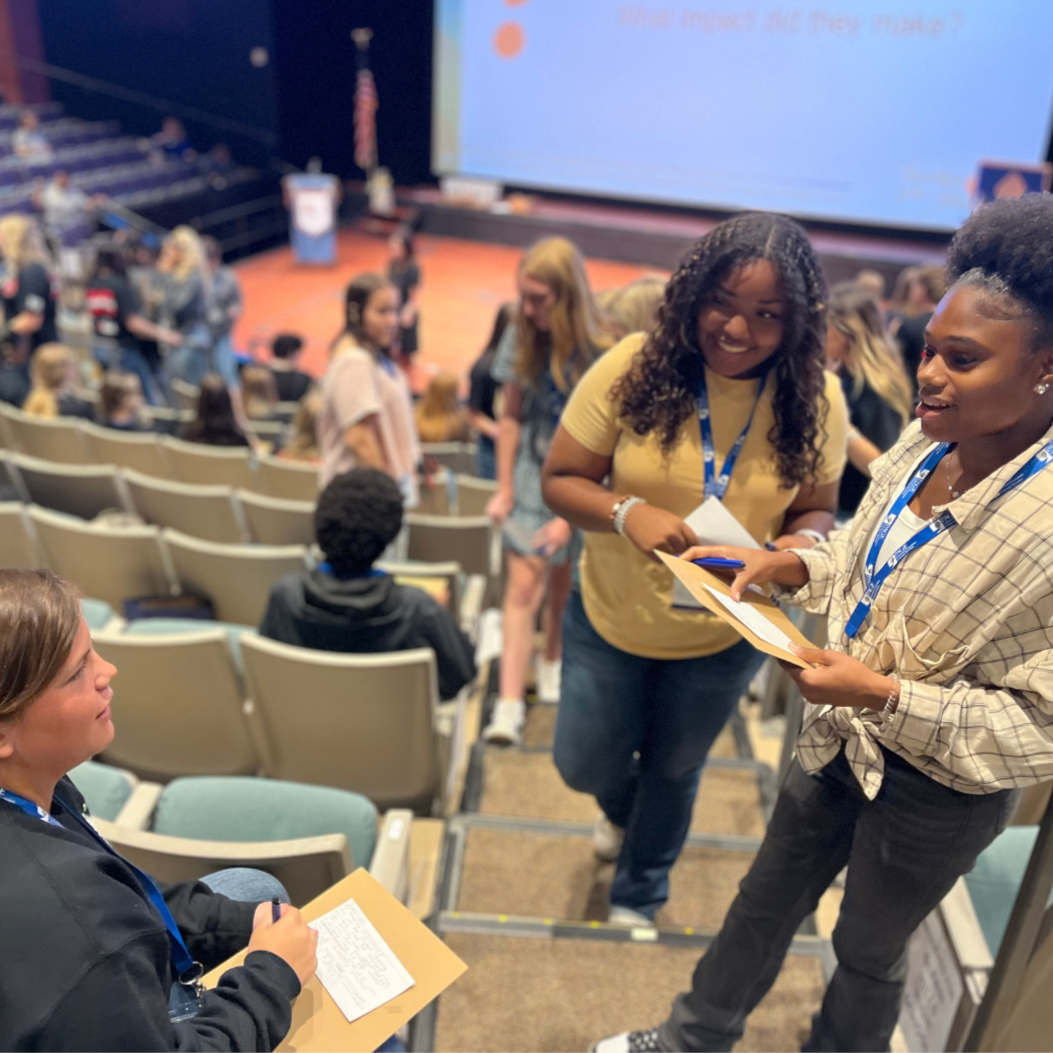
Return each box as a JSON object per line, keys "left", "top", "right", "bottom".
{"left": 946, "top": 194, "right": 1053, "bottom": 349}
{"left": 610, "top": 212, "right": 829, "bottom": 487}
{"left": 315, "top": 468, "right": 403, "bottom": 576}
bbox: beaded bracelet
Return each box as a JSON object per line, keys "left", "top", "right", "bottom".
{"left": 612, "top": 495, "right": 646, "bottom": 535}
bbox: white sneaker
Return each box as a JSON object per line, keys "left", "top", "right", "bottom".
{"left": 590, "top": 1028, "right": 662, "bottom": 1052}
{"left": 607, "top": 906, "right": 656, "bottom": 929}
{"left": 593, "top": 812, "right": 625, "bottom": 861}
{"left": 482, "top": 698, "right": 525, "bottom": 746}
{"left": 535, "top": 657, "right": 562, "bottom": 704}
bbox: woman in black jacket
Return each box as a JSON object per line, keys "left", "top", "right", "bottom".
{"left": 0, "top": 569, "right": 317, "bottom": 1051}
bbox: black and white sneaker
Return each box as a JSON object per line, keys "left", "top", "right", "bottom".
{"left": 590, "top": 1028, "right": 662, "bottom": 1052}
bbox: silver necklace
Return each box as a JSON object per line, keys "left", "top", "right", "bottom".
{"left": 945, "top": 455, "right": 961, "bottom": 499}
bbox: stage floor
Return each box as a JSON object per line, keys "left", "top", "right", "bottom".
{"left": 232, "top": 228, "right": 660, "bottom": 387}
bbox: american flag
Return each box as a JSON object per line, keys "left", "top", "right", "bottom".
{"left": 354, "top": 61, "right": 377, "bottom": 172}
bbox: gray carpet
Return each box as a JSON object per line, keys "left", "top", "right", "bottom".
{"left": 455, "top": 826, "right": 755, "bottom": 929}
{"left": 434, "top": 933, "right": 824, "bottom": 1053}
{"left": 479, "top": 750, "right": 765, "bottom": 837}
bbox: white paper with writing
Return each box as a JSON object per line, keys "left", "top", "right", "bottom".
{"left": 673, "top": 496, "right": 760, "bottom": 609}
{"left": 309, "top": 899, "right": 415, "bottom": 1024}
{"left": 702, "top": 585, "right": 796, "bottom": 656}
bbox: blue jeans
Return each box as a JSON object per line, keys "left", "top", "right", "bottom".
{"left": 210, "top": 333, "right": 241, "bottom": 390}
{"left": 554, "top": 591, "right": 765, "bottom": 917}
{"left": 476, "top": 436, "right": 496, "bottom": 480}
{"left": 94, "top": 344, "right": 164, "bottom": 406}
{"left": 659, "top": 749, "right": 1016, "bottom": 1052}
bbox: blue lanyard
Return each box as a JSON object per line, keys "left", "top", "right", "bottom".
{"left": 844, "top": 437, "right": 1053, "bottom": 639}
{"left": 695, "top": 368, "right": 769, "bottom": 501}
{"left": 317, "top": 562, "right": 387, "bottom": 581}
{"left": 0, "top": 787, "right": 201, "bottom": 984}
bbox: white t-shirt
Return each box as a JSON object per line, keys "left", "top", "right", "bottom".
{"left": 859, "top": 448, "right": 935, "bottom": 577}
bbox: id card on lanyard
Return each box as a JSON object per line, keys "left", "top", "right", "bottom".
{"left": 672, "top": 369, "right": 768, "bottom": 610}
{"left": 0, "top": 786, "right": 206, "bottom": 1021}
{"left": 844, "top": 437, "right": 1053, "bottom": 639}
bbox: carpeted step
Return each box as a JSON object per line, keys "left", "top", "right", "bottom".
{"left": 454, "top": 825, "right": 755, "bottom": 929}
{"left": 478, "top": 750, "right": 765, "bottom": 837}
{"left": 433, "top": 932, "right": 824, "bottom": 1053}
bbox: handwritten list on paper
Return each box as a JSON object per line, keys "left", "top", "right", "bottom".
{"left": 309, "top": 899, "right": 415, "bottom": 1024}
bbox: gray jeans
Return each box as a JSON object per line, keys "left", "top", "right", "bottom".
{"left": 659, "top": 747, "right": 1016, "bottom": 1052}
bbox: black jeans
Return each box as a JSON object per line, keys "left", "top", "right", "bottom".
{"left": 659, "top": 747, "right": 1016, "bottom": 1052}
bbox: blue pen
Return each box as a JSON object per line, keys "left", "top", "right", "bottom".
{"left": 692, "top": 557, "right": 746, "bottom": 570}
{"left": 271, "top": 897, "right": 282, "bottom": 924}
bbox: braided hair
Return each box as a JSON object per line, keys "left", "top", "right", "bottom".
{"left": 610, "top": 212, "right": 829, "bottom": 488}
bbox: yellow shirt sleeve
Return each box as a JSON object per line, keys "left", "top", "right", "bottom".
{"left": 560, "top": 333, "right": 646, "bottom": 456}
{"left": 813, "top": 370, "right": 850, "bottom": 486}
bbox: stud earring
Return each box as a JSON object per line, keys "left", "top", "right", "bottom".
{"left": 1037, "top": 383, "right": 1050, "bottom": 395}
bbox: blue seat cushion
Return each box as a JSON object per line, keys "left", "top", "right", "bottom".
{"left": 123, "top": 618, "right": 255, "bottom": 675}
{"left": 68, "top": 759, "right": 134, "bottom": 821}
{"left": 80, "top": 598, "right": 117, "bottom": 630}
{"left": 153, "top": 777, "right": 378, "bottom": 870}
{"left": 964, "top": 825, "right": 1053, "bottom": 955}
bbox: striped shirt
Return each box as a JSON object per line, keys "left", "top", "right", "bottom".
{"left": 783, "top": 419, "right": 1053, "bottom": 798}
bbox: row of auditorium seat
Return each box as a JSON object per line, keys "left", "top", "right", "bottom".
{"left": 1, "top": 500, "right": 491, "bottom": 627}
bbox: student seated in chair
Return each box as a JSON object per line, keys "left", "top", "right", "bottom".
{"left": 260, "top": 467, "right": 477, "bottom": 700}
{"left": 0, "top": 569, "right": 318, "bottom": 1051}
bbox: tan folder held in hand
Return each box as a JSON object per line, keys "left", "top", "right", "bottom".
{"left": 202, "top": 868, "right": 467, "bottom": 1053}
{"left": 657, "top": 550, "right": 815, "bottom": 668}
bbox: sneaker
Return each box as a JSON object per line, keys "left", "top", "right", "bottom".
{"left": 593, "top": 812, "right": 625, "bottom": 861}
{"left": 590, "top": 1027, "right": 662, "bottom": 1052}
{"left": 535, "top": 656, "right": 562, "bottom": 704}
{"left": 607, "top": 906, "right": 656, "bottom": 928}
{"left": 482, "top": 698, "right": 525, "bottom": 746}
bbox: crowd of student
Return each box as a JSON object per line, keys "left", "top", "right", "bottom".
{"left": 3, "top": 192, "right": 1053, "bottom": 1051}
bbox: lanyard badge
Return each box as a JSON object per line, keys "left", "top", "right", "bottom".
{"left": 695, "top": 368, "right": 769, "bottom": 502}
{"left": 844, "top": 436, "right": 1053, "bottom": 639}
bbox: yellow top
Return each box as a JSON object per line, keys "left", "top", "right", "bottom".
{"left": 561, "top": 333, "right": 849, "bottom": 659}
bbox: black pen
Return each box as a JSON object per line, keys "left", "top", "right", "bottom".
{"left": 271, "top": 897, "right": 281, "bottom": 923}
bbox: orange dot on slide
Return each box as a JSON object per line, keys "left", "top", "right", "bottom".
{"left": 505, "top": 0, "right": 528, "bottom": 6}
{"left": 494, "top": 21, "right": 524, "bottom": 58}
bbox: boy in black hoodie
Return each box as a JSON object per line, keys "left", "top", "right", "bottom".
{"left": 259, "top": 468, "right": 476, "bottom": 700}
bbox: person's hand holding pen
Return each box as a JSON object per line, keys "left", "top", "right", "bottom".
{"left": 250, "top": 898, "right": 319, "bottom": 986}
{"left": 680, "top": 545, "right": 810, "bottom": 601}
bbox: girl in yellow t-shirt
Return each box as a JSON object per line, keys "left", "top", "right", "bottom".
{"left": 542, "top": 212, "right": 848, "bottom": 924}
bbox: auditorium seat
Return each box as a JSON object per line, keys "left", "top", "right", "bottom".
{"left": 421, "top": 441, "right": 478, "bottom": 477}
{"left": 14, "top": 454, "right": 129, "bottom": 520}
{"left": 162, "top": 528, "right": 307, "bottom": 627}
{"left": 238, "top": 489, "right": 314, "bottom": 546}
{"left": 80, "top": 597, "right": 118, "bottom": 631}
{"left": 0, "top": 404, "right": 89, "bottom": 463}
{"left": 455, "top": 474, "right": 499, "bottom": 517}
{"left": 169, "top": 378, "right": 200, "bottom": 413}
{"left": 124, "top": 469, "right": 248, "bottom": 544}
{"left": 124, "top": 617, "right": 255, "bottom": 674}
{"left": 240, "top": 635, "right": 445, "bottom": 814}
{"left": 245, "top": 419, "right": 289, "bottom": 449}
{"left": 28, "top": 505, "right": 174, "bottom": 610}
{"left": 68, "top": 759, "right": 160, "bottom": 828}
{"left": 92, "top": 627, "right": 261, "bottom": 781}
{"left": 377, "top": 558, "right": 464, "bottom": 618}
{"left": 406, "top": 513, "right": 493, "bottom": 579}
{"left": 258, "top": 454, "right": 319, "bottom": 502}
{"left": 0, "top": 501, "right": 43, "bottom": 569}
{"left": 417, "top": 472, "right": 453, "bottom": 516}
{"left": 91, "top": 817, "right": 351, "bottom": 909}
{"left": 80, "top": 422, "right": 173, "bottom": 479}
{"left": 143, "top": 406, "right": 193, "bottom": 435}
{"left": 164, "top": 436, "right": 260, "bottom": 490}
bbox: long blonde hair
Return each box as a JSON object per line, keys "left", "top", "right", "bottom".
{"left": 0, "top": 213, "right": 48, "bottom": 271}
{"left": 828, "top": 283, "right": 913, "bottom": 428}
{"left": 514, "top": 237, "right": 611, "bottom": 392}
{"left": 283, "top": 391, "right": 322, "bottom": 462}
{"left": 241, "top": 365, "right": 278, "bottom": 420}
{"left": 162, "top": 225, "right": 208, "bottom": 283}
{"left": 603, "top": 275, "right": 667, "bottom": 339}
{"left": 414, "top": 371, "right": 468, "bottom": 443}
{"left": 23, "top": 343, "right": 75, "bottom": 418}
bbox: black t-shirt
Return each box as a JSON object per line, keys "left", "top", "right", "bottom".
{"left": 272, "top": 367, "right": 313, "bottom": 403}
{"left": 1, "top": 262, "right": 57, "bottom": 350}
{"left": 839, "top": 373, "right": 905, "bottom": 516}
{"left": 388, "top": 260, "right": 420, "bottom": 309}
{"left": 896, "top": 312, "right": 931, "bottom": 395}
{"left": 86, "top": 273, "right": 141, "bottom": 348}
{"left": 469, "top": 345, "right": 499, "bottom": 421}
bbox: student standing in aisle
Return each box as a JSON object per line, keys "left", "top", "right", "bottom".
{"left": 483, "top": 237, "right": 612, "bottom": 745}
{"left": 387, "top": 230, "right": 421, "bottom": 363}
{"left": 595, "top": 193, "right": 1053, "bottom": 1053}
{"left": 542, "top": 213, "right": 848, "bottom": 925}
{"left": 825, "top": 281, "right": 914, "bottom": 516}
{"left": 318, "top": 273, "right": 421, "bottom": 506}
